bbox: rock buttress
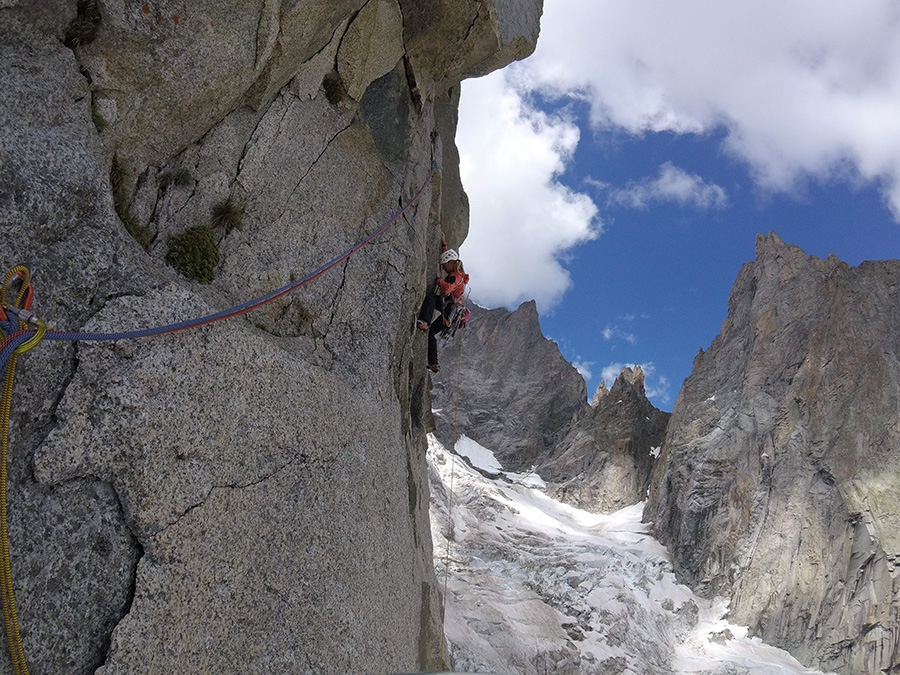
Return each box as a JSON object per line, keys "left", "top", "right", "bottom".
{"left": 0, "top": 0, "right": 541, "bottom": 672}
{"left": 646, "top": 233, "right": 900, "bottom": 674}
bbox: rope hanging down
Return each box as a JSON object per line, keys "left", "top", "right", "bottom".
{"left": 0, "top": 267, "right": 43, "bottom": 675}
{"left": 0, "top": 166, "right": 436, "bottom": 675}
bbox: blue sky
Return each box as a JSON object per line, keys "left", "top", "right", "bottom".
{"left": 456, "top": 1, "right": 900, "bottom": 410}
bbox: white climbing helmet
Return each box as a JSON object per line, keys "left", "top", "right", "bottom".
{"left": 440, "top": 248, "right": 459, "bottom": 265}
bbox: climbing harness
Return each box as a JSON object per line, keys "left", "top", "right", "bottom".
{"left": 0, "top": 166, "right": 436, "bottom": 674}
{"left": 439, "top": 296, "right": 469, "bottom": 342}
{"left": 438, "top": 283, "right": 470, "bottom": 342}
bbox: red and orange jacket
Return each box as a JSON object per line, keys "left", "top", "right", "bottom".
{"left": 436, "top": 270, "right": 469, "bottom": 301}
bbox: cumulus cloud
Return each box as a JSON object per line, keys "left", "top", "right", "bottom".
{"left": 601, "top": 362, "right": 672, "bottom": 405}
{"left": 519, "top": 0, "right": 900, "bottom": 217}
{"left": 572, "top": 359, "right": 593, "bottom": 381}
{"left": 457, "top": 2, "right": 900, "bottom": 312}
{"left": 457, "top": 73, "right": 600, "bottom": 312}
{"left": 608, "top": 162, "right": 728, "bottom": 210}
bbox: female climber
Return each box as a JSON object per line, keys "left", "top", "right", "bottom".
{"left": 417, "top": 245, "right": 469, "bottom": 373}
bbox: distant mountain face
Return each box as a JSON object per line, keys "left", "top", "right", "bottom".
{"left": 646, "top": 233, "right": 900, "bottom": 675}
{"left": 431, "top": 301, "right": 589, "bottom": 471}
{"left": 431, "top": 301, "right": 669, "bottom": 510}
{"left": 541, "top": 366, "right": 669, "bottom": 513}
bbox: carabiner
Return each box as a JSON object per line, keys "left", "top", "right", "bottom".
{"left": 13, "top": 320, "right": 46, "bottom": 355}
{"left": 0, "top": 267, "right": 34, "bottom": 329}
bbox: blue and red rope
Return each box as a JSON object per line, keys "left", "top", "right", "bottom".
{"left": 41, "top": 166, "right": 436, "bottom": 345}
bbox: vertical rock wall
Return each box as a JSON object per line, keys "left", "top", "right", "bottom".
{"left": 646, "top": 233, "right": 900, "bottom": 674}
{"left": 0, "top": 1, "right": 541, "bottom": 673}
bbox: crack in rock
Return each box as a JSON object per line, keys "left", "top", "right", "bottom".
{"left": 158, "top": 452, "right": 310, "bottom": 535}
{"left": 275, "top": 121, "right": 354, "bottom": 225}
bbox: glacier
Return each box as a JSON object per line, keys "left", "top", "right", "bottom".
{"left": 428, "top": 435, "right": 835, "bottom": 675}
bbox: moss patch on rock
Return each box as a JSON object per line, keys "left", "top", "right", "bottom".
{"left": 165, "top": 226, "right": 220, "bottom": 283}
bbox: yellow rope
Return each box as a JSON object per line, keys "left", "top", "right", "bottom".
{"left": 1, "top": 352, "right": 28, "bottom": 675}
{"left": 0, "top": 266, "right": 41, "bottom": 675}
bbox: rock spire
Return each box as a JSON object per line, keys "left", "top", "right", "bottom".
{"left": 646, "top": 232, "right": 900, "bottom": 674}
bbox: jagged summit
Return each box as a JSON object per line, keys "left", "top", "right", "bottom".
{"left": 432, "top": 302, "right": 669, "bottom": 512}
{"left": 541, "top": 363, "right": 669, "bottom": 513}
{"left": 591, "top": 379, "right": 610, "bottom": 405}
{"left": 647, "top": 232, "right": 900, "bottom": 674}
{"left": 592, "top": 365, "right": 646, "bottom": 406}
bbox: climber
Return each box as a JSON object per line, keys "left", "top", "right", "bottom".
{"left": 417, "top": 243, "right": 469, "bottom": 373}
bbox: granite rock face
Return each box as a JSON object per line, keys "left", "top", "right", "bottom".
{"left": 0, "top": 1, "right": 541, "bottom": 673}
{"left": 401, "top": 0, "right": 542, "bottom": 86}
{"left": 646, "top": 233, "right": 900, "bottom": 674}
{"left": 541, "top": 367, "right": 669, "bottom": 513}
{"left": 431, "top": 302, "right": 589, "bottom": 472}
{"left": 432, "top": 303, "right": 668, "bottom": 512}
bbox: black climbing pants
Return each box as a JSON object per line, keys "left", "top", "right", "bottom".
{"left": 418, "top": 291, "right": 446, "bottom": 367}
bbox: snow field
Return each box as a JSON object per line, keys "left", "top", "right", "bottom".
{"left": 428, "top": 435, "right": 835, "bottom": 675}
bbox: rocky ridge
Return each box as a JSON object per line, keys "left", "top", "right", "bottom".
{"left": 432, "top": 301, "right": 668, "bottom": 510}
{"left": 541, "top": 366, "right": 669, "bottom": 513}
{"left": 0, "top": 1, "right": 541, "bottom": 673}
{"left": 646, "top": 233, "right": 900, "bottom": 674}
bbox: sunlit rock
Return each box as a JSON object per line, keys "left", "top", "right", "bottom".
{"left": 646, "top": 232, "right": 900, "bottom": 675}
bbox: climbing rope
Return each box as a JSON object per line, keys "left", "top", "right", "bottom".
{"left": 436, "top": 282, "right": 468, "bottom": 668}
{"left": 0, "top": 166, "right": 436, "bottom": 673}
{"left": 44, "top": 166, "right": 437, "bottom": 344}
{"left": 0, "top": 267, "right": 46, "bottom": 675}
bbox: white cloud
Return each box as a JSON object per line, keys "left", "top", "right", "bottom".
{"left": 518, "top": 0, "right": 900, "bottom": 217}
{"left": 601, "top": 325, "right": 637, "bottom": 345}
{"left": 457, "top": 73, "right": 600, "bottom": 312}
{"left": 572, "top": 359, "right": 593, "bottom": 381}
{"left": 601, "top": 362, "right": 672, "bottom": 405}
{"left": 608, "top": 162, "right": 728, "bottom": 210}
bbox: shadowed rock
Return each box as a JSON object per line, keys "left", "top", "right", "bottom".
{"left": 431, "top": 302, "right": 589, "bottom": 472}
{"left": 0, "top": 0, "right": 542, "bottom": 672}
{"left": 432, "top": 303, "right": 669, "bottom": 512}
{"left": 541, "top": 366, "right": 669, "bottom": 513}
